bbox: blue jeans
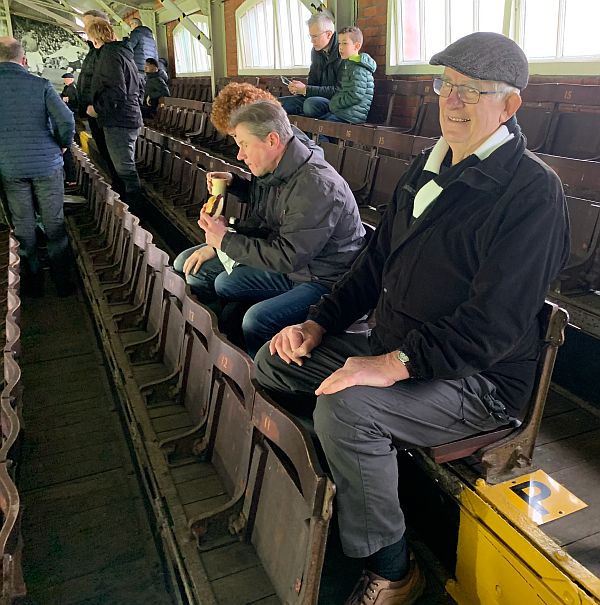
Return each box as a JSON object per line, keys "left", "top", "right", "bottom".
{"left": 103, "top": 127, "right": 141, "bottom": 195}
{"left": 2, "top": 167, "right": 70, "bottom": 279}
{"left": 172, "top": 244, "right": 225, "bottom": 303}
{"left": 213, "top": 265, "right": 329, "bottom": 357}
{"left": 279, "top": 95, "right": 331, "bottom": 118}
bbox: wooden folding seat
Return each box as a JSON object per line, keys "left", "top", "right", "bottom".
{"left": 124, "top": 269, "right": 188, "bottom": 389}
{"left": 414, "top": 99, "right": 441, "bottom": 138}
{"left": 516, "top": 105, "right": 554, "bottom": 152}
{"left": 147, "top": 296, "right": 217, "bottom": 451}
{"left": 537, "top": 152, "right": 600, "bottom": 202}
{"left": 373, "top": 78, "right": 432, "bottom": 130}
{"left": 239, "top": 389, "right": 335, "bottom": 604}
{"left": 96, "top": 209, "right": 139, "bottom": 288}
{"left": 0, "top": 353, "right": 21, "bottom": 465}
{"left": 4, "top": 294, "right": 20, "bottom": 359}
{"left": 545, "top": 111, "right": 600, "bottom": 160}
{"left": 170, "top": 79, "right": 182, "bottom": 98}
{"left": 426, "top": 301, "right": 568, "bottom": 484}
{"left": 104, "top": 224, "right": 153, "bottom": 306}
{"left": 554, "top": 196, "right": 600, "bottom": 294}
{"left": 0, "top": 462, "right": 25, "bottom": 602}
{"left": 336, "top": 125, "right": 377, "bottom": 204}
{"left": 111, "top": 244, "right": 170, "bottom": 338}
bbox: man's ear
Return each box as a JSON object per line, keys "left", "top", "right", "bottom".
{"left": 503, "top": 91, "right": 522, "bottom": 122}
{"left": 267, "top": 131, "right": 280, "bottom": 147}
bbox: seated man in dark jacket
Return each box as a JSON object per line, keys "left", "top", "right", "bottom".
{"left": 279, "top": 10, "right": 342, "bottom": 118}
{"left": 141, "top": 57, "right": 170, "bottom": 118}
{"left": 176, "top": 97, "right": 365, "bottom": 357}
{"left": 0, "top": 37, "right": 75, "bottom": 296}
{"left": 255, "top": 33, "right": 570, "bottom": 605}
{"left": 86, "top": 19, "right": 143, "bottom": 215}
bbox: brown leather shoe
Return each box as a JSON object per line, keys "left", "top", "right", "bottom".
{"left": 344, "top": 555, "right": 426, "bottom": 605}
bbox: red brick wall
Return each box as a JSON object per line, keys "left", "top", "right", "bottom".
{"left": 356, "top": 0, "right": 388, "bottom": 77}
{"left": 224, "top": 0, "right": 245, "bottom": 76}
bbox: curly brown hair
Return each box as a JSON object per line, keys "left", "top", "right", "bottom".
{"left": 210, "top": 83, "right": 277, "bottom": 134}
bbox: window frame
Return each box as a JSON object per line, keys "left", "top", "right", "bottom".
{"left": 236, "top": 0, "right": 310, "bottom": 75}
{"left": 386, "top": 0, "right": 600, "bottom": 76}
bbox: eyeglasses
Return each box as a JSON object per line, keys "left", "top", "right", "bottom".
{"left": 308, "top": 30, "right": 330, "bottom": 40}
{"left": 433, "top": 77, "right": 501, "bottom": 104}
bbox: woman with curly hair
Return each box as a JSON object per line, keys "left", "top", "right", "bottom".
{"left": 172, "top": 82, "right": 327, "bottom": 355}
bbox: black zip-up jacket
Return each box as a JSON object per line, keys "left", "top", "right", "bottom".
{"left": 91, "top": 41, "right": 142, "bottom": 129}
{"left": 61, "top": 82, "right": 79, "bottom": 113}
{"left": 144, "top": 71, "right": 170, "bottom": 108}
{"left": 305, "top": 32, "right": 343, "bottom": 99}
{"left": 222, "top": 134, "right": 365, "bottom": 288}
{"left": 77, "top": 41, "right": 97, "bottom": 117}
{"left": 309, "top": 125, "right": 570, "bottom": 417}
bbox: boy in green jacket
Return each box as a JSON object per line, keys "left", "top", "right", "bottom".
{"left": 324, "top": 26, "right": 376, "bottom": 124}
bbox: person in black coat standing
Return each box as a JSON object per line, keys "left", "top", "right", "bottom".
{"left": 86, "top": 19, "right": 143, "bottom": 215}
{"left": 77, "top": 9, "right": 122, "bottom": 191}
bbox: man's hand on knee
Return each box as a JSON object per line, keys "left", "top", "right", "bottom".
{"left": 182, "top": 246, "right": 216, "bottom": 276}
{"left": 315, "top": 353, "right": 409, "bottom": 396}
{"left": 269, "top": 320, "right": 325, "bottom": 365}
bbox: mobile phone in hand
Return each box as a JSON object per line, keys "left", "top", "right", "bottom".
{"left": 280, "top": 76, "right": 292, "bottom": 85}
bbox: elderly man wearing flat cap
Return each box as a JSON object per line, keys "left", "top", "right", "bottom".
{"left": 254, "top": 32, "right": 570, "bottom": 604}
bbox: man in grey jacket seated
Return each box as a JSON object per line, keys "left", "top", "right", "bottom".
{"left": 254, "top": 33, "right": 570, "bottom": 605}
{"left": 184, "top": 100, "right": 365, "bottom": 357}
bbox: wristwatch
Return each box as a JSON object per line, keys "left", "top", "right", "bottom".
{"left": 395, "top": 350, "right": 410, "bottom": 365}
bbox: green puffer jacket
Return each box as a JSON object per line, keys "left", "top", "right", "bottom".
{"left": 329, "top": 53, "right": 376, "bottom": 123}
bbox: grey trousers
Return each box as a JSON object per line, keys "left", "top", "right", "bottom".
{"left": 254, "top": 332, "right": 510, "bottom": 559}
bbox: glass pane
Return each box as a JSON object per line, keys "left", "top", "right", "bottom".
{"left": 477, "top": 0, "right": 504, "bottom": 33}
{"left": 450, "top": 0, "right": 473, "bottom": 43}
{"left": 275, "top": 0, "right": 311, "bottom": 68}
{"left": 239, "top": 0, "right": 274, "bottom": 68}
{"left": 401, "top": 0, "right": 421, "bottom": 61}
{"left": 424, "top": 0, "right": 446, "bottom": 60}
{"left": 523, "top": 0, "right": 559, "bottom": 58}
{"left": 563, "top": 0, "right": 600, "bottom": 57}
{"left": 174, "top": 17, "right": 211, "bottom": 74}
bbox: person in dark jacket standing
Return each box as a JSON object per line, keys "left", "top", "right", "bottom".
{"left": 0, "top": 38, "right": 75, "bottom": 296}
{"left": 61, "top": 73, "right": 79, "bottom": 113}
{"left": 127, "top": 18, "right": 158, "bottom": 77}
{"left": 86, "top": 19, "right": 143, "bottom": 215}
{"left": 279, "top": 10, "right": 342, "bottom": 117}
{"left": 255, "top": 33, "right": 570, "bottom": 605}
{"left": 141, "top": 57, "right": 170, "bottom": 118}
{"left": 77, "top": 9, "right": 122, "bottom": 192}
{"left": 178, "top": 98, "right": 365, "bottom": 357}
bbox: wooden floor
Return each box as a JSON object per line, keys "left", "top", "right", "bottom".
{"left": 535, "top": 387, "right": 600, "bottom": 577}
{"left": 17, "top": 276, "right": 174, "bottom": 605}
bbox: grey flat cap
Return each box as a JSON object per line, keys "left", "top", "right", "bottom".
{"left": 430, "top": 32, "right": 528, "bottom": 90}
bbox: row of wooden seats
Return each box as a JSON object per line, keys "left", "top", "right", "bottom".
{"left": 67, "top": 146, "right": 334, "bottom": 604}
{"left": 0, "top": 229, "right": 25, "bottom": 603}
{"left": 169, "top": 77, "right": 212, "bottom": 102}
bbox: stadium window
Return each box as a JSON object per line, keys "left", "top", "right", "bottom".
{"left": 389, "top": 0, "right": 505, "bottom": 66}
{"left": 173, "top": 14, "right": 212, "bottom": 75}
{"left": 388, "top": 0, "right": 600, "bottom": 72}
{"left": 237, "top": 0, "right": 313, "bottom": 73}
{"left": 522, "top": 0, "right": 600, "bottom": 59}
